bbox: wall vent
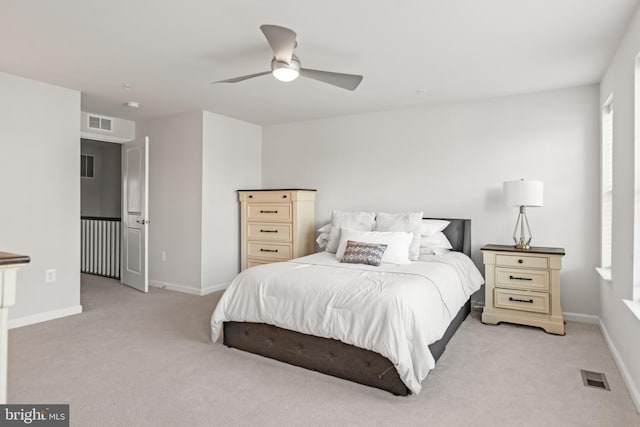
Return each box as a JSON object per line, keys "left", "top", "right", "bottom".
{"left": 580, "top": 369, "right": 610, "bottom": 391}
{"left": 87, "top": 114, "right": 113, "bottom": 132}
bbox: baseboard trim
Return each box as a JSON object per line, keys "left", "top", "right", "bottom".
{"left": 599, "top": 319, "right": 640, "bottom": 414}
{"left": 563, "top": 312, "right": 600, "bottom": 324}
{"left": 149, "top": 280, "right": 201, "bottom": 295}
{"left": 149, "top": 280, "right": 229, "bottom": 296}
{"left": 201, "top": 282, "right": 229, "bottom": 295}
{"left": 9, "top": 305, "right": 83, "bottom": 329}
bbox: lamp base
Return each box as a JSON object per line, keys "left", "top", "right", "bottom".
{"left": 512, "top": 206, "right": 533, "bottom": 250}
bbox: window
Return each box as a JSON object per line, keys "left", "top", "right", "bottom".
{"left": 600, "top": 95, "right": 613, "bottom": 280}
{"left": 81, "top": 154, "right": 94, "bottom": 178}
{"left": 635, "top": 57, "right": 640, "bottom": 301}
{"left": 625, "top": 55, "right": 640, "bottom": 316}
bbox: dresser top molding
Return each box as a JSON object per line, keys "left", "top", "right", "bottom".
{"left": 481, "top": 244, "right": 565, "bottom": 256}
{"left": 237, "top": 189, "right": 317, "bottom": 192}
{"left": 0, "top": 252, "right": 31, "bottom": 266}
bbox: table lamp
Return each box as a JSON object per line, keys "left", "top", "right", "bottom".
{"left": 503, "top": 179, "right": 543, "bottom": 249}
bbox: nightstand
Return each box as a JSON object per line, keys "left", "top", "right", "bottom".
{"left": 481, "top": 244, "right": 566, "bottom": 335}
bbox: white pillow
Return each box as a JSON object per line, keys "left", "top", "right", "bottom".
{"left": 336, "top": 228, "right": 413, "bottom": 264}
{"left": 419, "top": 247, "right": 451, "bottom": 256}
{"left": 374, "top": 212, "right": 423, "bottom": 261}
{"left": 317, "top": 223, "right": 331, "bottom": 234}
{"left": 316, "top": 233, "right": 329, "bottom": 249}
{"left": 420, "top": 232, "right": 453, "bottom": 250}
{"left": 325, "top": 211, "right": 376, "bottom": 254}
{"left": 421, "top": 219, "right": 450, "bottom": 237}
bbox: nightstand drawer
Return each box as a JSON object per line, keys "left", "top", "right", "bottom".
{"left": 247, "top": 242, "right": 292, "bottom": 260}
{"left": 495, "top": 268, "right": 549, "bottom": 291}
{"left": 247, "top": 223, "right": 292, "bottom": 242}
{"left": 247, "top": 204, "right": 292, "bottom": 222}
{"left": 495, "top": 254, "right": 548, "bottom": 269}
{"left": 494, "top": 289, "right": 549, "bottom": 314}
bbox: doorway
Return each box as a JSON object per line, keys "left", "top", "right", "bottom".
{"left": 80, "top": 139, "right": 122, "bottom": 279}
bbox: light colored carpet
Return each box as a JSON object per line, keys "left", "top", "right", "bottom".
{"left": 7, "top": 274, "right": 640, "bottom": 427}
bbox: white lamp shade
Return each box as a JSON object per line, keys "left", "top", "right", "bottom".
{"left": 503, "top": 180, "right": 543, "bottom": 207}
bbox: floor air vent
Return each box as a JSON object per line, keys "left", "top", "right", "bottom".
{"left": 580, "top": 369, "right": 610, "bottom": 391}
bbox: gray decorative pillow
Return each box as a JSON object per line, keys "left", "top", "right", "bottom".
{"left": 341, "top": 240, "right": 388, "bottom": 266}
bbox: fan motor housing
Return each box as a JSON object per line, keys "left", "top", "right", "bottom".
{"left": 271, "top": 55, "right": 301, "bottom": 74}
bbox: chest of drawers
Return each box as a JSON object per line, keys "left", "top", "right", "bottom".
{"left": 238, "top": 189, "right": 316, "bottom": 270}
{"left": 481, "top": 244, "right": 566, "bottom": 335}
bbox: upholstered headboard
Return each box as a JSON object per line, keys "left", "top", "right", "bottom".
{"left": 425, "top": 218, "right": 471, "bottom": 257}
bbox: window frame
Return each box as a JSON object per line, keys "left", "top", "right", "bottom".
{"left": 81, "top": 154, "right": 95, "bottom": 179}
{"left": 598, "top": 94, "right": 614, "bottom": 282}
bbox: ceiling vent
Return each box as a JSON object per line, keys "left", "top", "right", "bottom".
{"left": 87, "top": 114, "right": 113, "bottom": 132}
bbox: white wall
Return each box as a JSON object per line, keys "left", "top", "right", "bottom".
{"left": 139, "top": 111, "right": 262, "bottom": 293}
{"left": 0, "top": 71, "right": 81, "bottom": 321}
{"left": 138, "top": 112, "right": 204, "bottom": 292}
{"left": 263, "top": 85, "right": 600, "bottom": 316}
{"left": 201, "top": 112, "right": 261, "bottom": 290}
{"left": 599, "top": 3, "right": 640, "bottom": 410}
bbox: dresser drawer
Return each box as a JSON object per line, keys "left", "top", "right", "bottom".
{"left": 495, "top": 268, "right": 550, "bottom": 291}
{"left": 247, "top": 242, "right": 292, "bottom": 260}
{"left": 242, "top": 191, "right": 292, "bottom": 203}
{"left": 247, "top": 204, "right": 292, "bottom": 222}
{"left": 247, "top": 223, "right": 292, "bottom": 242}
{"left": 495, "top": 254, "right": 548, "bottom": 269}
{"left": 247, "top": 259, "right": 272, "bottom": 268}
{"left": 494, "top": 289, "right": 549, "bottom": 314}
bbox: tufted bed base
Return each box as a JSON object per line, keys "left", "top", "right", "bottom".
{"left": 223, "top": 300, "right": 471, "bottom": 395}
{"left": 222, "top": 218, "right": 473, "bottom": 395}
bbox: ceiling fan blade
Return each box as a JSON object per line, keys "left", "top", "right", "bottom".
{"left": 260, "top": 24, "right": 297, "bottom": 64}
{"left": 299, "top": 68, "right": 363, "bottom": 91}
{"left": 212, "top": 71, "right": 271, "bottom": 84}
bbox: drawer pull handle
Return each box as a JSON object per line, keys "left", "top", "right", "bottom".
{"left": 509, "top": 275, "right": 533, "bottom": 281}
{"left": 249, "top": 195, "right": 253, "bottom": 198}
{"left": 282, "top": 195, "right": 287, "bottom": 198}
{"left": 518, "top": 259, "right": 524, "bottom": 264}
{"left": 509, "top": 297, "right": 534, "bottom": 304}
{"left": 260, "top": 248, "right": 279, "bottom": 253}
{"left": 260, "top": 229, "right": 278, "bottom": 233}
{"left": 260, "top": 210, "right": 278, "bottom": 214}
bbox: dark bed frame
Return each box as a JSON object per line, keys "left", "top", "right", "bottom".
{"left": 223, "top": 218, "right": 472, "bottom": 395}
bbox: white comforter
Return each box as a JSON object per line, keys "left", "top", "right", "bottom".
{"left": 210, "top": 251, "right": 483, "bottom": 394}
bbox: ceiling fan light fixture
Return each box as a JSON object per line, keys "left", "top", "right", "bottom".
{"left": 212, "top": 25, "right": 363, "bottom": 90}
{"left": 271, "top": 56, "right": 300, "bottom": 82}
{"left": 272, "top": 67, "right": 299, "bottom": 82}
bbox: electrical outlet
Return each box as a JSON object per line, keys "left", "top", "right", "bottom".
{"left": 161, "top": 251, "right": 166, "bottom": 262}
{"left": 45, "top": 269, "right": 56, "bottom": 283}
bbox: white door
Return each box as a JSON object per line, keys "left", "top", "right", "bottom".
{"left": 121, "top": 136, "right": 149, "bottom": 292}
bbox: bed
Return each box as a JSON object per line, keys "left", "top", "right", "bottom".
{"left": 211, "top": 218, "right": 482, "bottom": 395}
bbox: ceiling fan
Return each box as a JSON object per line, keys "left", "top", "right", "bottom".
{"left": 213, "top": 25, "right": 363, "bottom": 91}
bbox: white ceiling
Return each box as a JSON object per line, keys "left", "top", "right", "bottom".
{"left": 1, "top": 0, "right": 638, "bottom": 125}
